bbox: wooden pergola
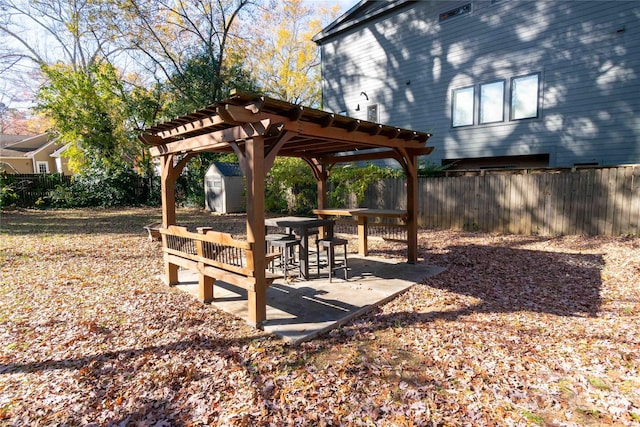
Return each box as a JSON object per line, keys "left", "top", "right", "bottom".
{"left": 140, "top": 90, "right": 433, "bottom": 327}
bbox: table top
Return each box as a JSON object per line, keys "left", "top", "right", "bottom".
{"left": 313, "top": 208, "right": 408, "bottom": 219}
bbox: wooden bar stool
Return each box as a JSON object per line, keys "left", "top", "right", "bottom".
{"left": 267, "top": 234, "right": 300, "bottom": 279}
{"left": 316, "top": 237, "right": 349, "bottom": 282}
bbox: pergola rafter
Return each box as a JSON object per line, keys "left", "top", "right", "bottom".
{"left": 140, "top": 90, "right": 433, "bottom": 327}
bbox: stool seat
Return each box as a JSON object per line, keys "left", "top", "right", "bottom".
{"left": 317, "top": 238, "right": 349, "bottom": 282}
{"left": 265, "top": 233, "right": 295, "bottom": 242}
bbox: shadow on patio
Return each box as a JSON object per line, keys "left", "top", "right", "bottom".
{"left": 173, "top": 254, "right": 446, "bottom": 344}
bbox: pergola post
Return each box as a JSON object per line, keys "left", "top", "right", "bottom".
{"left": 406, "top": 154, "right": 419, "bottom": 264}
{"left": 317, "top": 165, "right": 328, "bottom": 211}
{"left": 243, "top": 136, "right": 267, "bottom": 327}
{"left": 160, "top": 154, "right": 179, "bottom": 284}
{"left": 160, "top": 154, "right": 177, "bottom": 228}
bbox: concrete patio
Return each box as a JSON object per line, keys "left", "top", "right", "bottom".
{"left": 175, "top": 255, "right": 446, "bottom": 344}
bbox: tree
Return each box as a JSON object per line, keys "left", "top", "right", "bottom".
{"left": 160, "top": 50, "right": 259, "bottom": 117}
{"left": 239, "top": 0, "right": 339, "bottom": 107}
{"left": 112, "top": 0, "right": 257, "bottom": 113}
{"left": 0, "top": 0, "right": 121, "bottom": 75}
{"left": 0, "top": 101, "right": 50, "bottom": 134}
{"left": 0, "top": 0, "right": 161, "bottom": 176}
{"left": 36, "top": 62, "right": 137, "bottom": 171}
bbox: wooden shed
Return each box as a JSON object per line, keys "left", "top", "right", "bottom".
{"left": 205, "top": 162, "right": 244, "bottom": 213}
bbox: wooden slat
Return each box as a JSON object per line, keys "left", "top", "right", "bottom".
{"left": 164, "top": 253, "right": 256, "bottom": 291}
{"left": 615, "top": 167, "right": 629, "bottom": 235}
{"left": 631, "top": 166, "right": 640, "bottom": 235}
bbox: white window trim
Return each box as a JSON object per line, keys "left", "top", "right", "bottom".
{"left": 479, "top": 80, "right": 505, "bottom": 124}
{"left": 367, "top": 104, "right": 379, "bottom": 122}
{"left": 36, "top": 161, "right": 49, "bottom": 174}
{"left": 452, "top": 86, "right": 475, "bottom": 128}
{"left": 451, "top": 72, "right": 541, "bottom": 129}
{"left": 510, "top": 73, "right": 540, "bottom": 121}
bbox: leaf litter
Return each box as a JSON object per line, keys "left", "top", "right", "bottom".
{"left": 0, "top": 208, "right": 638, "bottom": 426}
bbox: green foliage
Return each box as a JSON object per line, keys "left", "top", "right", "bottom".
{"left": 0, "top": 177, "right": 19, "bottom": 208}
{"left": 48, "top": 165, "right": 154, "bottom": 208}
{"left": 161, "top": 52, "right": 259, "bottom": 118}
{"left": 521, "top": 410, "right": 545, "bottom": 425}
{"left": 34, "top": 61, "right": 163, "bottom": 207}
{"left": 265, "top": 157, "right": 316, "bottom": 214}
{"left": 328, "top": 164, "right": 403, "bottom": 206}
{"left": 417, "top": 160, "right": 450, "bottom": 177}
{"left": 0, "top": 173, "right": 72, "bottom": 208}
{"left": 156, "top": 52, "right": 259, "bottom": 205}
{"left": 37, "top": 62, "right": 141, "bottom": 172}
{"left": 263, "top": 160, "right": 403, "bottom": 214}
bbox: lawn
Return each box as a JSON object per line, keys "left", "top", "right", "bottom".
{"left": 0, "top": 207, "right": 638, "bottom": 426}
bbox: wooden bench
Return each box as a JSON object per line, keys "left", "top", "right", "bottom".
{"left": 144, "top": 222, "right": 162, "bottom": 241}
{"left": 159, "top": 225, "right": 280, "bottom": 302}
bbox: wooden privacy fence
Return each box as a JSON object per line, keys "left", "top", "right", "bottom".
{"left": 355, "top": 165, "right": 639, "bottom": 236}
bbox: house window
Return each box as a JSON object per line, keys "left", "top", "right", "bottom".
{"left": 452, "top": 86, "right": 474, "bottom": 127}
{"left": 36, "top": 161, "right": 49, "bottom": 173}
{"left": 367, "top": 104, "right": 379, "bottom": 122}
{"left": 511, "top": 73, "right": 540, "bottom": 120}
{"left": 439, "top": 3, "right": 471, "bottom": 22}
{"left": 451, "top": 72, "right": 541, "bottom": 127}
{"left": 480, "top": 80, "right": 505, "bottom": 124}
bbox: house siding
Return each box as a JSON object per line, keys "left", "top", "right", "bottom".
{"left": 317, "top": 0, "right": 640, "bottom": 168}
{"left": 3, "top": 159, "right": 33, "bottom": 174}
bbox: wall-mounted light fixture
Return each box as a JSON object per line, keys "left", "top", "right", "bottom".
{"left": 356, "top": 91, "right": 369, "bottom": 111}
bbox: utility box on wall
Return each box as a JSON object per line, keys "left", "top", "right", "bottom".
{"left": 204, "top": 162, "right": 245, "bottom": 213}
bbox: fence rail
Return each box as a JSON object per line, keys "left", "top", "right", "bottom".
{"left": 356, "top": 165, "right": 640, "bottom": 236}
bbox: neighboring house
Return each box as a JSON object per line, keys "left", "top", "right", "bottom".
{"left": 313, "top": 0, "right": 640, "bottom": 169}
{"left": 0, "top": 133, "right": 71, "bottom": 174}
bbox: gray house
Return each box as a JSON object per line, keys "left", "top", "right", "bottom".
{"left": 313, "top": 0, "right": 640, "bottom": 169}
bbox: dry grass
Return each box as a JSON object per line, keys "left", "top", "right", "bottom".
{"left": 1, "top": 207, "right": 638, "bottom": 426}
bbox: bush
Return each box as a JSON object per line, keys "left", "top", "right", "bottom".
{"left": 47, "top": 167, "right": 158, "bottom": 208}
{"left": 328, "top": 164, "right": 403, "bottom": 206}
{"left": 266, "top": 158, "right": 316, "bottom": 214}
{"left": 0, "top": 178, "right": 19, "bottom": 208}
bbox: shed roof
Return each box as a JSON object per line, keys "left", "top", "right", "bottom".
{"left": 209, "top": 162, "right": 243, "bottom": 177}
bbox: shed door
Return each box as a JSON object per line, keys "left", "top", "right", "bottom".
{"left": 205, "top": 178, "right": 224, "bottom": 212}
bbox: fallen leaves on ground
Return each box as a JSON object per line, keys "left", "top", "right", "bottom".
{"left": 0, "top": 207, "right": 638, "bottom": 426}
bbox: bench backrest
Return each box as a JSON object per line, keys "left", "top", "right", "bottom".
{"left": 160, "top": 225, "right": 256, "bottom": 277}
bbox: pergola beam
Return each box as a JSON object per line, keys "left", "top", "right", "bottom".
{"left": 148, "top": 119, "right": 272, "bottom": 156}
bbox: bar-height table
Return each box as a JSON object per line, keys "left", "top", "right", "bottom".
{"left": 313, "top": 208, "right": 408, "bottom": 258}
{"left": 265, "top": 216, "right": 334, "bottom": 279}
